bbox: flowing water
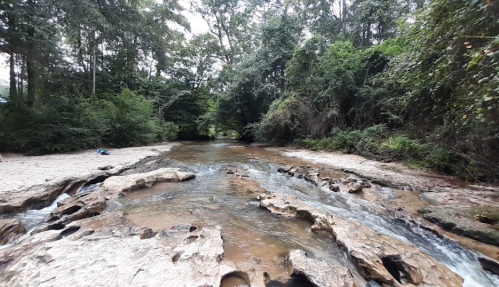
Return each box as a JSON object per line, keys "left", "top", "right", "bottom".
{"left": 115, "top": 141, "right": 498, "bottom": 286}
{"left": 3, "top": 140, "right": 499, "bottom": 286}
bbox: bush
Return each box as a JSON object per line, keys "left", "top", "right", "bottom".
{"left": 0, "top": 88, "right": 169, "bottom": 154}
{"left": 99, "top": 89, "right": 158, "bottom": 147}
{"left": 156, "top": 121, "right": 179, "bottom": 141}
{"left": 0, "top": 98, "right": 105, "bottom": 154}
{"left": 381, "top": 135, "right": 423, "bottom": 160}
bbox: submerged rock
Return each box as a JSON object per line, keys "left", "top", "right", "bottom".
{"left": 0, "top": 218, "right": 27, "bottom": 245}
{"left": 289, "top": 249, "right": 355, "bottom": 287}
{"left": 101, "top": 168, "right": 195, "bottom": 199}
{"left": 259, "top": 193, "right": 463, "bottom": 287}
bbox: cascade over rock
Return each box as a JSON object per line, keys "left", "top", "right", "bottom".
{"left": 259, "top": 192, "right": 463, "bottom": 287}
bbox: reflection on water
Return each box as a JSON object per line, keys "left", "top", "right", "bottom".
{"left": 115, "top": 140, "right": 498, "bottom": 287}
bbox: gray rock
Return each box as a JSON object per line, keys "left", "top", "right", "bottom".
{"left": 101, "top": 168, "right": 195, "bottom": 199}
{"left": 421, "top": 206, "right": 499, "bottom": 246}
{"left": 0, "top": 224, "right": 235, "bottom": 287}
{"left": 304, "top": 172, "right": 320, "bottom": 186}
{"left": 259, "top": 193, "right": 463, "bottom": 287}
{"left": 289, "top": 249, "right": 354, "bottom": 287}
{"left": 0, "top": 218, "right": 27, "bottom": 245}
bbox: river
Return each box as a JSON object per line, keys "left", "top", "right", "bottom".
{"left": 2, "top": 140, "right": 499, "bottom": 286}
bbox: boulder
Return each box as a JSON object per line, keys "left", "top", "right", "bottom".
{"left": 101, "top": 168, "right": 195, "bottom": 199}
{"left": 346, "top": 181, "right": 371, "bottom": 193}
{"left": 329, "top": 181, "right": 340, "bottom": 192}
{"left": 289, "top": 249, "right": 355, "bottom": 287}
{"left": 0, "top": 218, "right": 27, "bottom": 245}
{"left": 259, "top": 193, "right": 462, "bottom": 287}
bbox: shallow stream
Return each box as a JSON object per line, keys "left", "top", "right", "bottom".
{"left": 116, "top": 141, "right": 499, "bottom": 286}
{"left": 3, "top": 140, "right": 499, "bottom": 286}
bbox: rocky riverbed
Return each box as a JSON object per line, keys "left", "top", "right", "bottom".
{"left": 0, "top": 141, "right": 498, "bottom": 287}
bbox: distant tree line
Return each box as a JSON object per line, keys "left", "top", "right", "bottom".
{"left": 0, "top": 0, "right": 497, "bottom": 180}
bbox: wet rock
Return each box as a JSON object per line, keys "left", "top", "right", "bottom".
{"left": 0, "top": 178, "right": 86, "bottom": 215}
{"left": 304, "top": 172, "right": 320, "bottom": 186}
{"left": 101, "top": 168, "right": 195, "bottom": 199}
{"left": 33, "top": 192, "right": 106, "bottom": 234}
{"left": 223, "top": 165, "right": 249, "bottom": 177}
{"left": 277, "top": 166, "right": 292, "bottom": 173}
{"left": 50, "top": 192, "right": 106, "bottom": 223}
{"left": 0, "top": 218, "right": 27, "bottom": 245}
{"left": 478, "top": 256, "right": 499, "bottom": 276}
{"left": 328, "top": 181, "right": 340, "bottom": 192}
{"left": 289, "top": 249, "right": 354, "bottom": 287}
{"left": 420, "top": 206, "right": 499, "bottom": 246}
{"left": 347, "top": 181, "right": 371, "bottom": 193}
{"left": 259, "top": 193, "right": 462, "bottom": 287}
{"left": 0, "top": 223, "right": 235, "bottom": 287}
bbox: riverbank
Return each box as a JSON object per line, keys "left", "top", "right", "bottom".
{"left": 270, "top": 147, "right": 499, "bottom": 262}
{"left": 0, "top": 143, "right": 178, "bottom": 215}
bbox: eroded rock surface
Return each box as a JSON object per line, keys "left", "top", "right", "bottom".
{"left": 259, "top": 193, "right": 463, "bottom": 287}
{"left": 289, "top": 249, "right": 354, "bottom": 287}
{"left": 101, "top": 167, "right": 195, "bottom": 199}
{"left": 278, "top": 165, "right": 371, "bottom": 193}
{"left": 33, "top": 191, "right": 107, "bottom": 234}
{"left": 420, "top": 206, "right": 499, "bottom": 246}
{"left": 0, "top": 222, "right": 234, "bottom": 287}
{"left": 0, "top": 218, "right": 26, "bottom": 245}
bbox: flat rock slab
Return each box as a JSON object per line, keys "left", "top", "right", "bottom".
{"left": 289, "top": 249, "right": 355, "bottom": 287}
{"left": 102, "top": 167, "right": 195, "bottom": 199}
{"left": 260, "top": 193, "right": 463, "bottom": 287}
{"left": 420, "top": 206, "right": 499, "bottom": 246}
{"left": 0, "top": 223, "right": 234, "bottom": 287}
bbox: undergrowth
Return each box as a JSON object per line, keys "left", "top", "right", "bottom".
{"left": 296, "top": 125, "right": 467, "bottom": 178}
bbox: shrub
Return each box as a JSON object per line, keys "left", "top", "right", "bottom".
{"left": 99, "top": 89, "right": 158, "bottom": 147}
{"left": 0, "top": 97, "right": 105, "bottom": 154}
{"left": 157, "top": 121, "right": 179, "bottom": 141}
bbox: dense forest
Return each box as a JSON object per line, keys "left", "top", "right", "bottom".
{"left": 0, "top": 0, "right": 497, "bottom": 180}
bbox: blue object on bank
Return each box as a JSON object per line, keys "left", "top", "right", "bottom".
{"left": 97, "top": 149, "right": 110, "bottom": 155}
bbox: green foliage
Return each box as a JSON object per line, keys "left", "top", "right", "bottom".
{"left": 0, "top": 97, "right": 105, "bottom": 155}
{"left": 99, "top": 89, "right": 158, "bottom": 147}
{"left": 0, "top": 89, "right": 171, "bottom": 154}
{"left": 156, "top": 121, "right": 179, "bottom": 141}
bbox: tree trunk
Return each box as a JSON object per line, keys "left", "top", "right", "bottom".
{"left": 20, "top": 55, "right": 25, "bottom": 100}
{"left": 8, "top": 12, "right": 17, "bottom": 101}
{"left": 92, "top": 31, "right": 96, "bottom": 95}
{"left": 9, "top": 52, "right": 17, "bottom": 101}
{"left": 27, "top": 25, "right": 35, "bottom": 106}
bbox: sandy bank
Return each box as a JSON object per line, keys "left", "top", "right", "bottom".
{"left": 0, "top": 144, "right": 178, "bottom": 194}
